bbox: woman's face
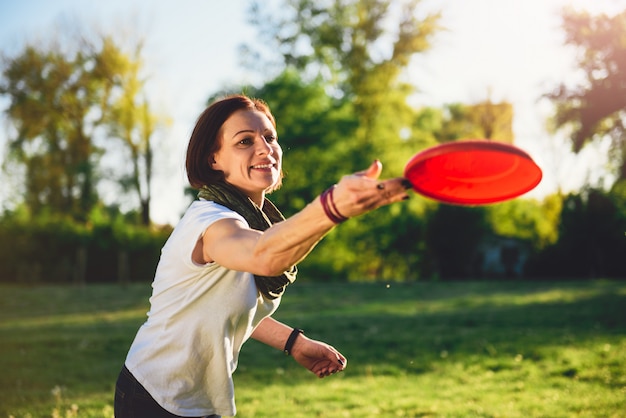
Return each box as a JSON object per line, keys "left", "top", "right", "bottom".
{"left": 212, "top": 109, "right": 282, "bottom": 204}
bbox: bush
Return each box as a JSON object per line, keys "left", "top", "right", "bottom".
{"left": 526, "top": 189, "right": 626, "bottom": 279}
{"left": 0, "top": 215, "right": 171, "bottom": 284}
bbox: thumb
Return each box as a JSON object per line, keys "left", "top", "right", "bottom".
{"left": 360, "top": 159, "right": 383, "bottom": 180}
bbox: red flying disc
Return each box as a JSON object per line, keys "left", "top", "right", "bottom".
{"left": 404, "top": 140, "right": 542, "bottom": 205}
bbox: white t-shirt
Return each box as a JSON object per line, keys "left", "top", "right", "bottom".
{"left": 125, "top": 200, "right": 282, "bottom": 417}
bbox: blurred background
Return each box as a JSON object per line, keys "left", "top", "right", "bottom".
{"left": 1, "top": 0, "right": 625, "bottom": 283}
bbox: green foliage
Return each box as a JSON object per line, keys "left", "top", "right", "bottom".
{"left": 527, "top": 188, "right": 626, "bottom": 278}
{"left": 3, "top": 1, "right": 622, "bottom": 284}
{"left": 1, "top": 43, "right": 105, "bottom": 220}
{"left": 242, "top": 67, "right": 436, "bottom": 281}
{"left": 425, "top": 204, "right": 492, "bottom": 279}
{"left": 423, "top": 100, "right": 515, "bottom": 143}
{"left": 237, "top": 68, "right": 581, "bottom": 281}
{"left": 245, "top": 70, "right": 360, "bottom": 211}
{"left": 546, "top": 8, "right": 626, "bottom": 182}
{"left": 419, "top": 197, "right": 563, "bottom": 280}
{"left": 245, "top": 0, "right": 441, "bottom": 166}
{"left": 296, "top": 198, "right": 432, "bottom": 282}
{"left": 486, "top": 195, "right": 562, "bottom": 249}
{"left": 240, "top": 68, "right": 441, "bottom": 281}
{"left": 0, "top": 209, "right": 171, "bottom": 284}
{"left": 0, "top": 32, "right": 165, "bottom": 224}
{"left": 103, "top": 38, "right": 170, "bottom": 225}
{"left": 247, "top": 0, "right": 441, "bottom": 92}
{"left": 1, "top": 281, "right": 624, "bottom": 417}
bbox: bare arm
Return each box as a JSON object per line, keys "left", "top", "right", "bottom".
{"left": 196, "top": 160, "right": 411, "bottom": 276}
{"left": 251, "top": 316, "right": 347, "bottom": 378}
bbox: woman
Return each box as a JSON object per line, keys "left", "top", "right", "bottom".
{"left": 114, "top": 94, "right": 411, "bottom": 417}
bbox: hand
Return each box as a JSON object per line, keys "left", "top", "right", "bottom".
{"left": 330, "top": 160, "right": 412, "bottom": 218}
{"left": 290, "top": 335, "right": 347, "bottom": 378}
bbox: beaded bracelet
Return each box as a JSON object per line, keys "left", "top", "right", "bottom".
{"left": 320, "top": 185, "right": 349, "bottom": 224}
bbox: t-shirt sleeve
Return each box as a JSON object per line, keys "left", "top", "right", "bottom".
{"left": 168, "top": 201, "right": 248, "bottom": 270}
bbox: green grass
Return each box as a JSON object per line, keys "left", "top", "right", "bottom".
{"left": 1, "top": 280, "right": 625, "bottom": 417}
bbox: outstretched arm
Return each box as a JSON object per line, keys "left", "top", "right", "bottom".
{"left": 198, "top": 160, "right": 411, "bottom": 276}
{"left": 251, "top": 316, "right": 347, "bottom": 378}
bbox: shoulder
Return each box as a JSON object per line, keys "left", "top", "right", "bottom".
{"left": 166, "top": 201, "right": 249, "bottom": 247}
{"left": 185, "top": 200, "right": 248, "bottom": 227}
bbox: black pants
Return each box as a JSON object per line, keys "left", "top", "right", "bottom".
{"left": 114, "top": 365, "right": 220, "bottom": 418}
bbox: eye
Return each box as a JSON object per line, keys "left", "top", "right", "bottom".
{"left": 263, "top": 134, "right": 277, "bottom": 143}
{"left": 238, "top": 137, "right": 254, "bottom": 146}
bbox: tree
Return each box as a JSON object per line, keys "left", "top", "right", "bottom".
{"left": 244, "top": 0, "right": 441, "bottom": 165}
{"left": 486, "top": 195, "right": 562, "bottom": 250}
{"left": 234, "top": 69, "right": 431, "bottom": 281}
{"left": 1, "top": 40, "right": 112, "bottom": 220}
{"left": 527, "top": 188, "right": 626, "bottom": 278}
{"left": 465, "top": 100, "right": 514, "bottom": 143}
{"left": 433, "top": 99, "right": 514, "bottom": 143}
{"left": 425, "top": 204, "right": 491, "bottom": 280}
{"left": 237, "top": 1, "right": 547, "bottom": 281}
{"left": 1, "top": 33, "right": 164, "bottom": 223}
{"left": 546, "top": 8, "right": 626, "bottom": 183}
{"left": 243, "top": 69, "right": 358, "bottom": 211}
{"left": 104, "top": 38, "right": 169, "bottom": 225}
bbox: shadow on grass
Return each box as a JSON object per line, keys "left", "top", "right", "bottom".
{"left": 1, "top": 280, "right": 624, "bottom": 415}
{"left": 0, "top": 284, "right": 150, "bottom": 416}
{"left": 238, "top": 280, "right": 626, "bottom": 387}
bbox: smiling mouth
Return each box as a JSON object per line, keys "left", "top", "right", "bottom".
{"left": 250, "top": 163, "right": 275, "bottom": 169}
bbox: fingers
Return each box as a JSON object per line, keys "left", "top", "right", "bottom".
{"left": 311, "top": 350, "right": 347, "bottom": 378}
{"left": 318, "top": 352, "right": 347, "bottom": 378}
{"left": 333, "top": 175, "right": 411, "bottom": 216}
{"left": 316, "top": 364, "right": 344, "bottom": 378}
{"left": 373, "top": 178, "right": 413, "bottom": 204}
{"left": 323, "top": 159, "right": 413, "bottom": 221}
{"left": 357, "top": 159, "right": 382, "bottom": 180}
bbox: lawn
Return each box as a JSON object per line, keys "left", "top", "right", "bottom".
{"left": 0, "top": 280, "right": 624, "bottom": 417}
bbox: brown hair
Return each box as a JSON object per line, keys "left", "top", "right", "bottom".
{"left": 185, "top": 94, "right": 278, "bottom": 189}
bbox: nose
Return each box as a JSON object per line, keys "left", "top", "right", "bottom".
{"left": 256, "top": 135, "right": 274, "bottom": 156}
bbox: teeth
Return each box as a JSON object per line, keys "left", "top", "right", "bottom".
{"left": 252, "top": 164, "right": 273, "bottom": 169}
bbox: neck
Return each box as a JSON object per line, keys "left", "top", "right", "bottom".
{"left": 250, "top": 192, "right": 264, "bottom": 208}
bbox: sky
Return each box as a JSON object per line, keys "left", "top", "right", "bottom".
{"left": 0, "top": 0, "right": 624, "bottom": 225}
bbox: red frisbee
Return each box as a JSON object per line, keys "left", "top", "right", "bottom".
{"left": 404, "top": 139, "right": 542, "bottom": 205}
